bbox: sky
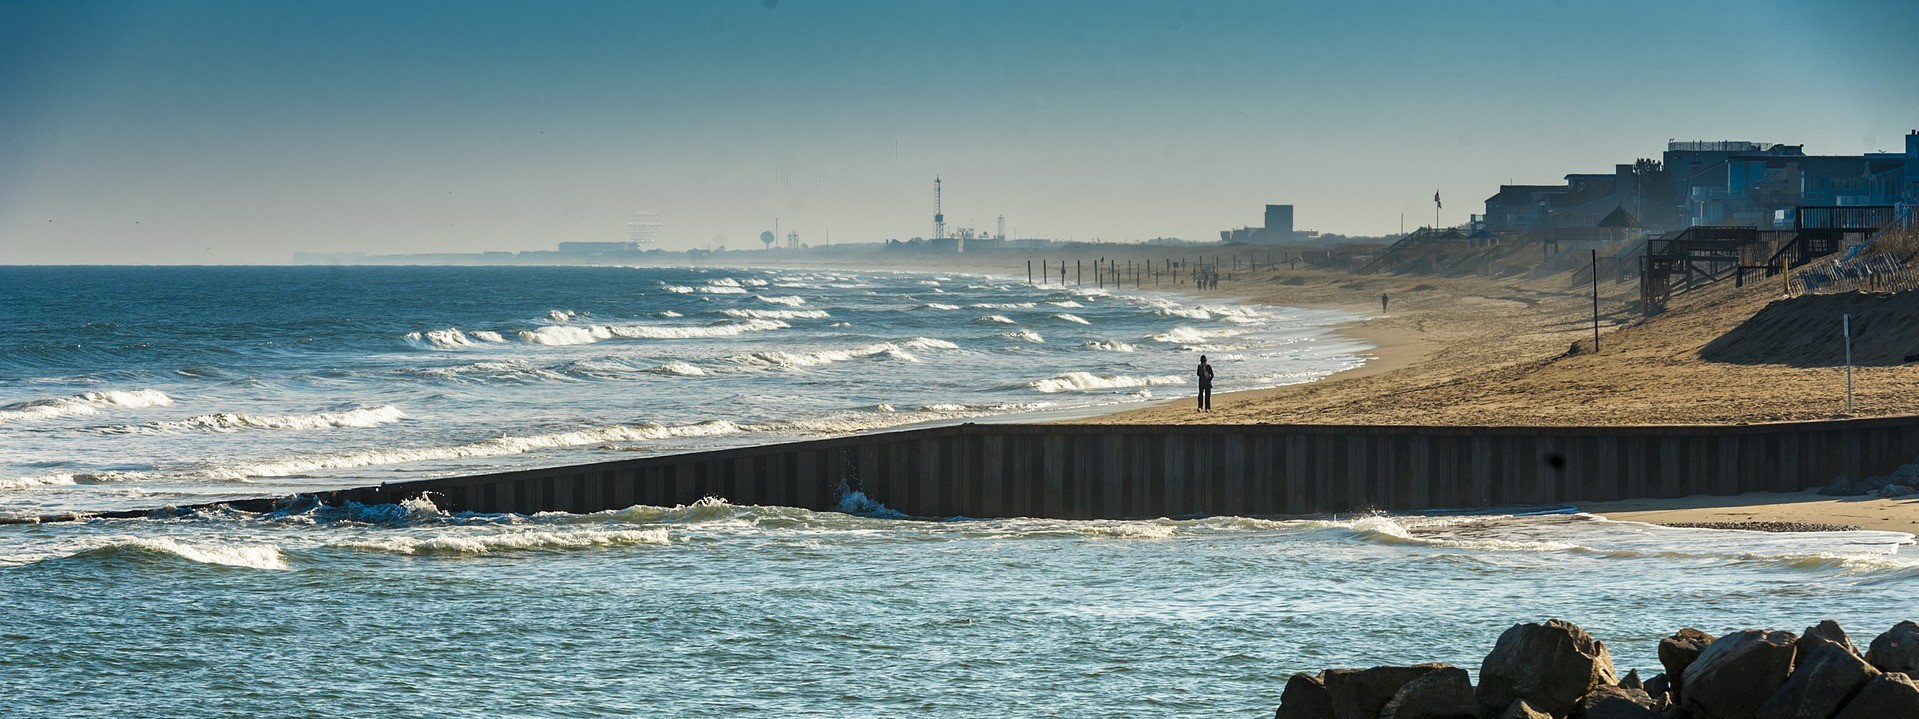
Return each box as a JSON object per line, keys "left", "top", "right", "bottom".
{"left": 2, "top": 0, "right": 1916, "bottom": 263}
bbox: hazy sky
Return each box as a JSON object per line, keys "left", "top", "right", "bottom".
{"left": 3, "top": 0, "right": 1916, "bottom": 263}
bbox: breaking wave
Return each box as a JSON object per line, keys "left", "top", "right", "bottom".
{"left": 404, "top": 328, "right": 478, "bottom": 349}
{"left": 1083, "top": 339, "right": 1136, "bottom": 352}
{"left": 343, "top": 528, "right": 672, "bottom": 555}
{"left": 918, "top": 303, "right": 961, "bottom": 310}
{"left": 198, "top": 420, "right": 745, "bottom": 480}
{"left": 975, "top": 315, "right": 1017, "bottom": 324}
{"left": 1026, "top": 372, "right": 1186, "bottom": 393}
{"left": 518, "top": 320, "right": 788, "bottom": 345}
{"left": 153, "top": 405, "right": 407, "bottom": 433}
{"left": 646, "top": 361, "right": 707, "bottom": 376}
{"left": 77, "top": 537, "right": 289, "bottom": 570}
{"left": 1052, "top": 313, "right": 1091, "bottom": 325}
{"left": 754, "top": 295, "right": 806, "bottom": 306}
{"left": 1002, "top": 330, "right": 1045, "bottom": 343}
{"left": 0, "top": 389, "right": 175, "bottom": 424}
{"left": 730, "top": 343, "right": 919, "bottom": 368}
{"left": 720, "top": 308, "right": 829, "bottom": 320}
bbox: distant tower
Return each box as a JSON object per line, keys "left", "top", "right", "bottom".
{"left": 625, "top": 211, "right": 663, "bottom": 248}
{"left": 997, "top": 214, "right": 1005, "bottom": 240}
{"left": 786, "top": 231, "right": 799, "bottom": 249}
{"left": 933, "top": 176, "right": 946, "bottom": 240}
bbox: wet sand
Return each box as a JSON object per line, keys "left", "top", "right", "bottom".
{"left": 1582, "top": 490, "right": 1919, "bottom": 535}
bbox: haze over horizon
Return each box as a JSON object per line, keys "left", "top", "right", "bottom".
{"left": 3, "top": 0, "right": 1915, "bottom": 264}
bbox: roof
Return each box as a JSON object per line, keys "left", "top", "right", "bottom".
{"left": 1596, "top": 206, "right": 1642, "bottom": 229}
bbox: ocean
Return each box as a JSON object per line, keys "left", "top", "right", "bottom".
{"left": 2, "top": 265, "right": 1914, "bottom": 718}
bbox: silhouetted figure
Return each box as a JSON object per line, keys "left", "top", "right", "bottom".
{"left": 1381, "top": 292, "right": 1389, "bottom": 312}
{"left": 1196, "top": 355, "right": 1214, "bottom": 411}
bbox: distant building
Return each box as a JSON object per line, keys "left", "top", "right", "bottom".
{"left": 1220, "top": 203, "right": 1298, "bottom": 244}
{"left": 556, "top": 241, "right": 641, "bottom": 253}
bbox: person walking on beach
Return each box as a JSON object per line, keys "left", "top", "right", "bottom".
{"left": 1381, "top": 292, "right": 1389, "bottom": 313}
{"left": 1196, "top": 355, "right": 1214, "bottom": 412}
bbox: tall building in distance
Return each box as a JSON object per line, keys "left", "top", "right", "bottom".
{"left": 1221, "top": 203, "right": 1298, "bottom": 244}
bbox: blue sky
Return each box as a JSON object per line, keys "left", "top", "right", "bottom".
{"left": 2, "top": 0, "right": 1915, "bottom": 262}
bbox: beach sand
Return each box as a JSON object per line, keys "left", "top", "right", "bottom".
{"left": 1582, "top": 490, "right": 1919, "bottom": 535}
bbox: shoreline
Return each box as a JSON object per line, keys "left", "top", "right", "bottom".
{"left": 1581, "top": 490, "right": 1919, "bottom": 536}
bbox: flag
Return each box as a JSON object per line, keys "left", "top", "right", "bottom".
{"left": 1433, "top": 191, "right": 1441, "bottom": 209}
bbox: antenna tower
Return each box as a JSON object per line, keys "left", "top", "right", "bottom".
{"left": 997, "top": 214, "right": 1005, "bottom": 240}
{"left": 933, "top": 176, "right": 946, "bottom": 239}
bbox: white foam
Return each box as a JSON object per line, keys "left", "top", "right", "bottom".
{"left": 971, "top": 302, "right": 1037, "bottom": 310}
{"left": 0, "top": 472, "right": 78, "bottom": 490}
{"left": 155, "top": 405, "right": 407, "bottom": 432}
{"left": 899, "top": 337, "right": 960, "bottom": 350}
{"left": 976, "top": 315, "right": 1017, "bottom": 324}
{"left": 707, "top": 277, "right": 741, "bottom": 287}
{"left": 1148, "top": 326, "right": 1241, "bottom": 344}
{"left": 698, "top": 286, "right": 749, "bottom": 294}
{"left": 919, "top": 302, "right": 961, "bottom": 310}
{"left": 1052, "top": 313, "right": 1091, "bottom": 325}
{"left": 405, "top": 328, "right": 477, "bottom": 348}
{"left": 660, "top": 284, "right": 695, "bottom": 294}
{"left": 647, "top": 361, "right": 707, "bottom": 376}
{"left": 1002, "top": 330, "right": 1045, "bottom": 343}
{"left": 729, "top": 343, "right": 918, "bottom": 368}
{"left": 720, "top": 308, "right": 829, "bottom": 320}
{"left": 118, "top": 537, "right": 289, "bottom": 570}
{"left": 1083, "top": 339, "right": 1136, "bottom": 352}
{"left": 519, "top": 320, "right": 787, "bottom": 345}
{"left": 547, "top": 309, "right": 577, "bottom": 322}
{"left": 470, "top": 330, "right": 507, "bottom": 343}
{"left": 1027, "top": 372, "right": 1186, "bottom": 393}
{"left": 346, "top": 528, "right": 671, "bottom": 555}
{"left": 754, "top": 295, "right": 807, "bottom": 306}
{"left": 657, "top": 310, "right": 684, "bottom": 318}
{"left": 200, "top": 420, "right": 745, "bottom": 480}
{"left": 1048, "top": 300, "right": 1084, "bottom": 308}
{"left": 0, "top": 389, "right": 175, "bottom": 424}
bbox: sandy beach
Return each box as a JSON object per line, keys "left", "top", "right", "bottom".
{"left": 1581, "top": 490, "right": 1919, "bottom": 534}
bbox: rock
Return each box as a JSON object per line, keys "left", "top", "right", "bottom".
{"left": 1275, "top": 671, "right": 1333, "bottom": 719}
{"left": 1499, "top": 698, "right": 1553, "bottom": 719}
{"left": 1477, "top": 619, "right": 1618, "bottom": 717}
{"left": 1831, "top": 672, "right": 1919, "bottom": 719}
{"left": 1819, "top": 475, "right": 1853, "bottom": 496}
{"left": 1891, "top": 463, "right": 1919, "bottom": 481}
{"left": 1380, "top": 666, "right": 1477, "bottom": 719}
{"left": 1866, "top": 621, "right": 1919, "bottom": 674}
{"left": 1799, "top": 620, "right": 1858, "bottom": 658}
{"left": 1577, "top": 684, "right": 1662, "bottom": 719}
{"left": 1660, "top": 627, "right": 1716, "bottom": 703}
{"left": 1683, "top": 629, "right": 1798, "bottom": 719}
{"left": 1878, "top": 483, "right": 1916, "bottom": 498}
{"left": 1757, "top": 639, "right": 1880, "bottom": 719}
{"left": 1326, "top": 664, "right": 1451, "bottom": 719}
{"left": 1643, "top": 673, "right": 1671, "bottom": 701}
{"left": 1619, "top": 669, "right": 1644, "bottom": 691}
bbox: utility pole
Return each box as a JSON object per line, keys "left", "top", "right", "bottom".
{"left": 1591, "top": 250, "right": 1601, "bottom": 353}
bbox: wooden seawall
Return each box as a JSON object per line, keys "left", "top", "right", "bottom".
{"left": 288, "top": 417, "right": 1919, "bottom": 519}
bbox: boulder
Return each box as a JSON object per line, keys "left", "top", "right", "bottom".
{"left": 1866, "top": 621, "right": 1919, "bottom": 674}
{"left": 1380, "top": 666, "right": 1476, "bottom": 719}
{"left": 1878, "top": 483, "right": 1916, "bottom": 498}
{"left": 1499, "top": 698, "right": 1553, "bottom": 719}
{"left": 1577, "top": 684, "right": 1662, "bottom": 719}
{"left": 1643, "top": 673, "right": 1671, "bottom": 702}
{"left": 1818, "top": 475, "right": 1852, "bottom": 496}
{"left": 1326, "top": 664, "right": 1451, "bottom": 719}
{"left": 1619, "top": 669, "right": 1644, "bottom": 691}
{"left": 1477, "top": 620, "right": 1618, "bottom": 717}
{"left": 1798, "top": 620, "right": 1858, "bottom": 658}
{"left": 1683, "top": 629, "right": 1798, "bottom": 719}
{"left": 1659, "top": 627, "right": 1716, "bottom": 702}
{"left": 1831, "top": 672, "right": 1919, "bottom": 719}
{"left": 1275, "top": 671, "right": 1333, "bottom": 719}
{"left": 1757, "top": 639, "right": 1880, "bottom": 719}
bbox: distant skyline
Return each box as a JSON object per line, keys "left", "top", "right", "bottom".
{"left": 3, "top": 0, "right": 1916, "bottom": 263}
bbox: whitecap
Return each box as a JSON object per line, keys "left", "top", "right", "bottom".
{"left": 0, "top": 389, "right": 175, "bottom": 424}
{"left": 1026, "top": 372, "right": 1185, "bottom": 393}
{"left": 1001, "top": 330, "right": 1045, "bottom": 343}
{"left": 1052, "top": 313, "right": 1091, "bottom": 325}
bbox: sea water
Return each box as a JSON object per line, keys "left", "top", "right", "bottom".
{"left": 2, "top": 266, "right": 1914, "bottom": 718}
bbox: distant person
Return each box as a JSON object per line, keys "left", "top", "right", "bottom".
{"left": 1196, "top": 355, "right": 1214, "bottom": 412}
{"left": 1381, "top": 292, "right": 1389, "bottom": 312}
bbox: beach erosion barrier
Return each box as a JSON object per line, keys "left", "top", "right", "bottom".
{"left": 172, "top": 415, "right": 1919, "bottom": 520}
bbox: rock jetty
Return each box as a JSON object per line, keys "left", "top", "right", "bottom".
{"left": 1273, "top": 618, "right": 1919, "bottom": 719}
